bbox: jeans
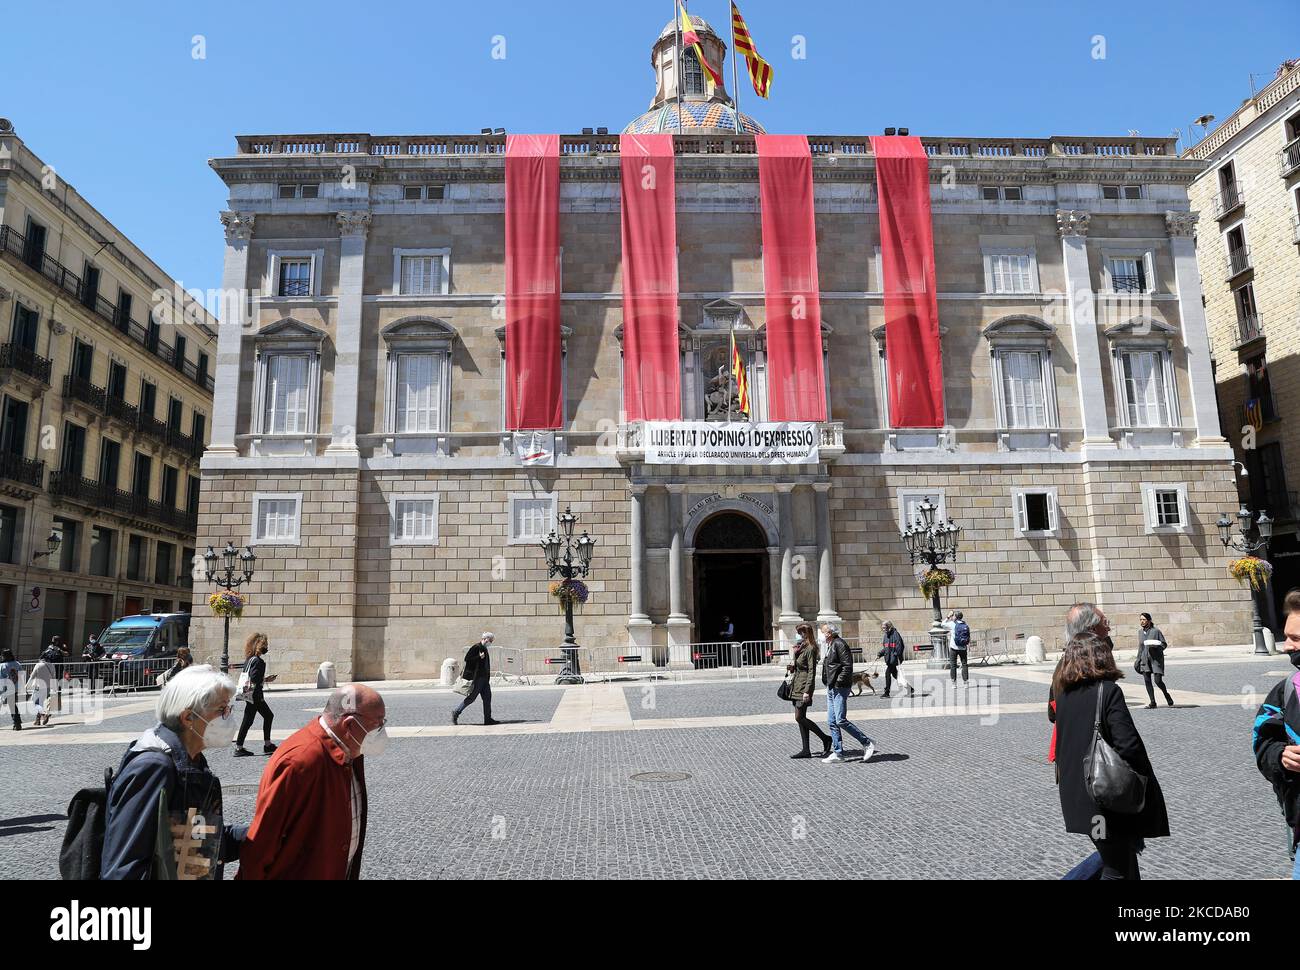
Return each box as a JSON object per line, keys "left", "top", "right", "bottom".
{"left": 949, "top": 648, "right": 968, "bottom": 683}
{"left": 1062, "top": 851, "right": 1103, "bottom": 880}
{"left": 825, "top": 686, "right": 873, "bottom": 754}
{"left": 455, "top": 676, "right": 492, "bottom": 721}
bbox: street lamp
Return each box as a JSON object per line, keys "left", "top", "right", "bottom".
{"left": 539, "top": 505, "right": 596, "bottom": 685}
{"left": 900, "top": 501, "right": 963, "bottom": 667}
{"left": 1217, "top": 505, "right": 1273, "bottom": 656}
{"left": 204, "top": 541, "right": 256, "bottom": 673}
{"left": 31, "top": 530, "right": 61, "bottom": 562}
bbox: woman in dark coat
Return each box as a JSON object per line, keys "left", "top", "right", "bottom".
{"left": 233, "top": 633, "right": 276, "bottom": 756}
{"left": 1135, "top": 612, "right": 1174, "bottom": 709}
{"left": 1053, "top": 632, "right": 1169, "bottom": 880}
{"left": 787, "top": 623, "right": 832, "bottom": 758}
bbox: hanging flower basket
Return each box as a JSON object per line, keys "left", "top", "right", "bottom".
{"left": 549, "top": 579, "right": 589, "bottom": 611}
{"left": 918, "top": 567, "right": 955, "bottom": 599}
{"left": 1229, "top": 556, "right": 1273, "bottom": 592}
{"left": 208, "top": 591, "right": 245, "bottom": 618}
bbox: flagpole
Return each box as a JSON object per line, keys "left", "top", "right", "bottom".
{"left": 730, "top": 4, "right": 743, "bottom": 134}
{"left": 673, "top": 1, "right": 683, "bottom": 133}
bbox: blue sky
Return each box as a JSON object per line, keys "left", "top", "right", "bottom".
{"left": 5, "top": 0, "right": 1293, "bottom": 299}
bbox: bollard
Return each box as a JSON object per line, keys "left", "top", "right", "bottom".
{"left": 1262, "top": 627, "right": 1277, "bottom": 655}
{"left": 316, "top": 661, "right": 336, "bottom": 689}
{"left": 440, "top": 657, "right": 459, "bottom": 687}
{"left": 1024, "top": 635, "right": 1046, "bottom": 663}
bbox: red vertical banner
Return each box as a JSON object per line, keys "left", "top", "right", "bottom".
{"left": 505, "top": 134, "right": 563, "bottom": 430}
{"left": 871, "top": 135, "right": 944, "bottom": 428}
{"left": 757, "top": 134, "right": 826, "bottom": 422}
{"left": 620, "top": 134, "right": 681, "bottom": 421}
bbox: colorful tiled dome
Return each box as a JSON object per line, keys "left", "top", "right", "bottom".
{"left": 624, "top": 101, "right": 766, "bottom": 135}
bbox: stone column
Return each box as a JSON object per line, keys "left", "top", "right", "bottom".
{"left": 1057, "top": 210, "right": 1113, "bottom": 447}
{"left": 208, "top": 212, "right": 254, "bottom": 456}
{"left": 776, "top": 484, "right": 802, "bottom": 648}
{"left": 627, "top": 484, "right": 653, "bottom": 655}
{"left": 665, "top": 484, "right": 692, "bottom": 666}
{"left": 814, "top": 483, "right": 842, "bottom": 625}
{"left": 1167, "top": 211, "right": 1228, "bottom": 446}
{"left": 325, "top": 211, "right": 371, "bottom": 454}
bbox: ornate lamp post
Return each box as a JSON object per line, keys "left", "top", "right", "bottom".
{"left": 1217, "top": 505, "right": 1273, "bottom": 656}
{"left": 900, "top": 500, "right": 963, "bottom": 667}
{"left": 539, "top": 506, "right": 596, "bottom": 685}
{"left": 203, "top": 541, "right": 256, "bottom": 673}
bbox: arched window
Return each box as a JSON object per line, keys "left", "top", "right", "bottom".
{"left": 682, "top": 48, "right": 705, "bottom": 95}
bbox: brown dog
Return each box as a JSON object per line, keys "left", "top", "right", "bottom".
{"left": 851, "top": 670, "right": 877, "bottom": 696}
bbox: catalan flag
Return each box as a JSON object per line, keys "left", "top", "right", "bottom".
{"left": 680, "top": 2, "right": 724, "bottom": 90}
{"left": 730, "top": 1, "right": 773, "bottom": 98}
{"left": 731, "top": 330, "right": 751, "bottom": 418}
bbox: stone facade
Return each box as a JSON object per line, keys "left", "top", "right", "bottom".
{"left": 196, "top": 24, "right": 1251, "bottom": 680}
{"left": 1185, "top": 59, "right": 1300, "bottom": 604}
{"left": 0, "top": 123, "right": 216, "bottom": 655}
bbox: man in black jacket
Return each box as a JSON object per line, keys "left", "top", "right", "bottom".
{"left": 1253, "top": 589, "right": 1300, "bottom": 880}
{"left": 452, "top": 632, "right": 499, "bottom": 726}
{"left": 878, "top": 621, "right": 915, "bottom": 699}
{"left": 818, "top": 623, "right": 876, "bottom": 764}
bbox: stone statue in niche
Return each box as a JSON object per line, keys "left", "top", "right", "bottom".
{"left": 703, "top": 346, "right": 745, "bottom": 421}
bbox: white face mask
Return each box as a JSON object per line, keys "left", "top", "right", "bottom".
{"left": 191, "top": 706, "right": 237, "bottom": 749}
{"left": 360, "top": 725, "right": 389, "bottom": 757}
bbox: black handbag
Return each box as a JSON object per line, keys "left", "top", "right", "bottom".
{"left": 777, "top": 679, "right": 792, "bottom": 701}
{"left": 1083, "top": 682, "right": 1147, "bottom": 815}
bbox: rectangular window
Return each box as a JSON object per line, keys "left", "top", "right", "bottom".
{"left": 108, "top": 360, "right": 127, "bottom": 400}
{"left": 90, "top": 526, "right": 115, "bottom": 577}
{"left": 897, "top": 489, "right": 947, "bottom": 533}
{"left": 1014, "top": 489, "right": 1058, "bottom": 536}
{"left": 98, "top": 438, "right": 121, "bottom": 489}
{"left": 0, "top": 506, "right": 18, "bottom": 564}
{"left": 399, "top": 255, "right": 446, "bottom": 295}
{"left": 11, "top": 304, "right": 39, "bottom": 351}
{"left": 508, "top": 495, "right": 556, "bottom": 544}
{"left": 987, "top": 253, "right": 1035, "bottom": 294}
{"left": 167, "top": 397, "right": 183, "bottom": 433}
{"left": 139, "top": 380, "right": 156, "bottom": 419}
{"left": 61, "top": 422, "right": 87, "bottom": 478}
{"left": 162, "top": 465, "right": 178, "bottom": 508}
{"left": 155, "top": 542, "right": 175, "bottom": 586}
{"left": 116, "top": 290, "right": 133, "bottom": 332}
{"left": 127, "top": 535, "right": 146, "bottom": 582}
{"left": 187, "top": 475, "right": 201, "bottom": 516}
{"left": 1154, "top": 490, "right": 1181, "bottom": 527}
{"left": 0, "top": 397, "right": 29, "bottom": 456}
{"left": 192, "top": 411, "right": 206, "bottom": 445}
{"left": 277, "top": 258, "right": 312, "bottom": 297}
{"left": 395, "top": 354, "right": 442, "bottom": 432}
{"left": 277, "top": 184, "right": 317, "bottom": 200}
{"left": 981, "top": 186, "right": 1023, "bottom": 201}
{"left": 1102, "top": 185, "right": 1143, "bottom": 200}
{"left": 1120, "top": 351, "right": 1171, "bottom": 427}
{"left": 999, "top": 351, "right": 1048, "bottom": 428}
{"left": 81, "top": 263, "right": 101, "bottom": 310}
{"left": 1107, "top": 256, "right": 1147, "bottom": 293}
{"left": 262, "top": 354, "right": 311, "bottom": 433}
{"left": 252, "top": 494, "right": 302, "bottom": 544}
{"left": 390, "top": 496, "right": 439, "bottom": 545}
{"left": 300, "top": 184, "right": 318, "bottom": 199}
{"left": 1142, "top": 483, "right": 1188, "bottom": 533}
{"left": 71, "top": 339, "right": 94, "bottom": 380}
{"left": 197, "top": 352, "right": 210, "bottom": 386}
{"left": 132, "top": 452, "right": 152, "bottom": 499}
{"left": 173, "top": 333, "right": 187, "bottom": 372}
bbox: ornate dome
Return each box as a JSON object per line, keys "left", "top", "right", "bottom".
{"left": 624, "top": 101, "right": 766, "bottom": 135}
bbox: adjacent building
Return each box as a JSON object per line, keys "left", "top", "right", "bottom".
{"left": 199, "top": 15, "right": 1249, "bottom": 680}
{"left": 1185, "top": 59, "right": 1300, "bottom": 607}
{"left": 0, "top": 121, "right": 216, "bottom": 656}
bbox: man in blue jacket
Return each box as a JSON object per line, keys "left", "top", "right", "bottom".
{"left": 1253, "top": 589, "right": 1300, "bottom": 880}
{"left": 877, "top": 621, "right": 915, "bottom": 699}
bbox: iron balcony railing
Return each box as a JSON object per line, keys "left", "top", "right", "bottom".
{"left": 1213, "top": 182, "right": 1244, "bottom": 218}
{"left": 0, "top": 342, "right": 53, "bottom": 385}
{"left": 0, "top": 224, "right": 214, "bottom": 394}
{"left": 0, "top": 451, "right": 45, "bottom": 489}
{"left": 62, "top": 377, "right": 201, "bottom": 458}
{"left": 1282, "top": 137, "right": 1300, "bottom": 178}
{"left": 1111, "top": 275, "right": 1144, "bottom": 293}
{"left": 1227, "top": 245, "right": 1253, "bottom": 277}
{"left": 49, "top": 471, "right": 198, "bottom": 534}
{"left": 1238, "top": 313, "right": 1264, "bottom": 345}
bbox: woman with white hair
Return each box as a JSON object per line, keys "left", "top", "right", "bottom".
{"left": 100, "top": 665, "right": 248, "bottom": 879}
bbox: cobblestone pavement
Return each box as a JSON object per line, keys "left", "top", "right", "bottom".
{"left": 0, "top": 658, "right": 1291, "bottom": 879}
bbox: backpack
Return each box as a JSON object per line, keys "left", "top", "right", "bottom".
{"left": 60, "top": 767, "right": 114, "bottom": 880}
{"left": 953, "top": 622, "right": 971, "bottom": 648}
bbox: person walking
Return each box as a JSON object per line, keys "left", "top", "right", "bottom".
{"left": 1, "top": 649, "right": 22, "bottom": 731}
{"left": 787, "top": 623, "right": 832, "bottom": 758}
{"left": 100, "top": 665, "right": 246, "bottom": 879}
{"left": 30, "top": 652, "right": 56, "bottom": 727}
{"left": 452, "top": 632, "right": 498, "bottom": 726}
{"left": 1053, "top": 631, "right": 1169, "bottom": 880}
{"left": 233, "top": 633, "right": 276, "bottom": 757}
{"left": 878, "top": 621, "right": 915, "bottom": 699}
{"left": 1135, "top": 613, "right": 1173, "bottom": 709}
{"left": 82, "top": 633, "right": 106, "bottom": 694}
{"left": 949, "top": 611, "right": 971, "bottom": 686}
{"left": 819, "top": 622, "right": 876, "bottom": 764}
{"left": 237, "top": 684, "right": 386, "bottom": 880}
{"left": 1252, "top": 587, "right": 1300, "bottom": 880}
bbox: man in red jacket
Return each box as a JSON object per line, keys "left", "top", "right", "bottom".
{"left": 237, "top": 683, "right": 387, "bottom": 880}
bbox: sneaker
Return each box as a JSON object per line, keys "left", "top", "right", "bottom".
{"left": 1143, "top": 702, "right": 1157, "bottom": 710}
{"left": 262, "top": 742, "right": 278, "bottom": 755}
{"left": 233, "top": 746, "right": 254, "bottom": 757}
{"left": 790, "top": 751, "right": 812, "bottom": 759}
{"left": 861, "top": 742, "right": 876, "bottom": 763}
{"left": 484, "top": 718, "right": 500, "bottom": 726}
{"left": 822, "top": 751, "right": 844, "bottom": 763}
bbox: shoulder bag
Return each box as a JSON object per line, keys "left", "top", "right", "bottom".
{"left": 1083, "top": 681, "right": 1147, "bottom": 814}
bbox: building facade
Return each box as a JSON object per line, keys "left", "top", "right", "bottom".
{"left": 199, "top": 17, "right": 1249, "bottom": 680}
{"left": 0, "top": 121, "right": 216, "bottom": 656}
{"left": 1185, "top": 59, "right": 1300, "bottom": 610}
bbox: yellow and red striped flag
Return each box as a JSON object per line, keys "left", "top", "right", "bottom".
{"left": 730, "top": 1, "right": 773, "bottom": 98}
{"left": 680, "top": 2, "right": 725, "bottom": 90}
{"left": 730, "top": 330, "right": 751, "bottom": 417}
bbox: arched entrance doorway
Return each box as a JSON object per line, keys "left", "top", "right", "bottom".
{"left": 692, "top": 511, "right": 771, "bottom": 664}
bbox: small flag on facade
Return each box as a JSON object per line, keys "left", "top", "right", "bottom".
{"left": 680, "top": 2, "right": 725, "bottom": 90}
{"left": 731, "top": 330, "right": 751, "bottom": 418}
{"left": 730, "top": 1, "right": 773, "bottom": 98}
